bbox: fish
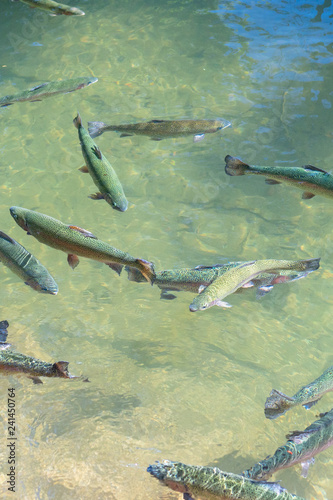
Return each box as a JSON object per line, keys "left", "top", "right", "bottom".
{"left": 243, "top": 408, "right": 333, "bottom": 480}
{"left": 225, "top": 155, "right": 333, "bottom": 200}
{"left": 126, "top": 263, "right": 314, "bottom": 300}
{"left": 11, "top": 0, "right": 85, "bottom": 16}
{"left": 88, "top": 118, "right": 231, "bottom": 142}
{"left": 0, "top": 76, "right": 97, "bottom": 107}
{"left": 265, "top": 365, "right": 333, "bottom": 419}
{"left": 73, "top": 113, "right": 128, "bottom": 212}
{"left": 0, "top": 320, "right": 86, "bottom": 384}
{"left": 189, "top": 258, "right": 320, "bottom": 312}
{"left": 0, "top": 230, "right": 58, "bottom": 294}
{"left": 9, "top": 207, "right": 155, "bottom": 283}
{"left": 147, "top": 460, "right": 304, "bottom": 500}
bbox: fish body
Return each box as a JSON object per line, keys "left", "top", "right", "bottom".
{"left": 12, "top": 0, "right": 85, "bottom": 16}
{"left": 73, "top": 113, "right": 128, "bottom": 212}
{"left": 0, "top": 76, "right": 97, "bottom": 107}
{"left": 0, "top": 231, "right": 58, "bottom": 294}
{"left": 147, "top": 460, "right": 304, "bottom": 500}
{"left": 225, "top": 155, "right": 333, "bottom": 200}
{"left": 9, "top": 207, "right": 155, "bottom": 282}
{"left": 189, "top": 258, "right": 320, "bottom": 311}
{"left": 243, "top": 408, "right": 333, "bottom": 480}
{"left": 265, "top": 365, "right": 333, "bottom": 419}
{"left": 88, "top": 118, "right": 231, "bottom": 142}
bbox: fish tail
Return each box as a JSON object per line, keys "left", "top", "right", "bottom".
{"left": 88, "top": 121, "right": 107, "bottom": 138}
{"left": 53, "top": 361, "right": 70, "bottom": 378}
{"left": 298, "top": 257, "right": 320, "bottom": 272}
{"left": 264, "top": 389, "right": 294, "bottom": 419}
{"left": 225, "top": 155, "right": 250, "bottom": 176}
{"left": 73, "top": 112, "right": 82, "bottom": 129}
{"left": 136, "top": 259, "right": 155, "bottom": 284}
{"left": 125, "top": 266, "right": 147, "bottom": 283}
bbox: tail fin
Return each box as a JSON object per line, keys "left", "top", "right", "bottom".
{"left": 0, "top": 320, "right": 9, "bottom": 344}
{"left": 301, "top": 257, "right": 320, "bottom": 272}
{"left": 225, "top": 155, "right": 250, "bottom": 176}
{"left": 264, "top": 389, "right": 294, "bottom": 419}
{"left": 73, "top": 113, "right": 82, "bottom": 129}
{"left": 125, "top": 266, "right": 147, "bottom": 283}
{"left": 136, "top": 259, "right": 155, "bottom": 284}
{"left": 53, "top": 361, "right": 71, "bottom": 378}
{"left": 88, "top": 121, "right": 107, "bottom": 138}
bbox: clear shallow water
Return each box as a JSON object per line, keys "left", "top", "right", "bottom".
{"left": 0, "top": 0, "right": 332, "bottom": 498}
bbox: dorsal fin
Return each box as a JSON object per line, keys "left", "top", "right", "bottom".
{"left": 149, "top": 119, "right": 165, "bottom": 124}
{"left": 29, "top": 82, "right": 49, "bottom": 92}
{"left": 91, "top": 145, "right": 102, "bottom": 160}
{"left": 67, "top": 226, "right": 97, "bottom": 238}
{"left": 303, "top": 164, "right": 328, "bottom": 174}
{"left": 0, "top": 231, "right": 16, "bottom": 244}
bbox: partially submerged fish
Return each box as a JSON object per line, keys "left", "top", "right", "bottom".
{"left": 10, "top": 206, "right": 155, "bottom": 283}
{"left": 147, "top": 460, "right": 304, "bottom": 500}
{"left": 11, "top": 0, "right": 85, "bottom": 16}
{"left": 73, "top": 113, "right": 128, "bottom": 212}
{"left": 88, "top": 118, "right": 231, "bottom": 142}
{"left": 265, "top": 365, "right": 333, "bottom": 419}
{"left": 0, "top": 320, "right": 84, "bottom": 384}
{"left": 243, "top": 408, "right": 333, "bottom": 480}
{"left": 189, "top": 258, "right": 320, "bottom": 311}
{"left": 225, "top": 155, "right": 333, "bottom": 200}
{"left": 0, "top": 230, "right": 58, "bottom": 294}
{"left": 0, "top": 76, "right": 97, "bottom": 107}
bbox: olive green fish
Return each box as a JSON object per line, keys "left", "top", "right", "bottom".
{"left": 11, "top": 0, "right": 85, "bottom": 16}
{"left": 0, "top": 320, "right": 85, "bottom": 384}
{"left": 189, "top": 258, "right": 320, "bottom": 311}
{"left": 225, "top": 155, "right": 333, "bottom": 200}
{"left": 265, "top": 365, "right": 333, "bottom": 419}
{"left": 243, "top": 408, "right": 333, "bottom": 480}
{"left": 73, "top": 113, "right": 128, "bottom": 212}
{"left": 10, "top": 207, "right": 155, "bottom": 283}
{"left": 0, "top": 230, "right": 58, "bottom": 294}
{"left": 0, "top": 76, "right": 97, "bottom": 107}
{"left": 147, "top": 460, "right": 304, "bottom": 500}
{"left": 88, "top": 118, "right": 231, "bottom": 142}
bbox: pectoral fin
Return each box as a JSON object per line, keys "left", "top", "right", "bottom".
{"left": 198, "top": 285, "right": 206, "bottom": 293}
{"left": 301, "top": 458, "right": 315, "bottom": 478}
{"left": 68, "top": 226, "right": 97, "bottom": 238}
{"left": 256, "top": 285, "right": 274, "bottom": 298}
{"left": 89, "top": 192, "right": 105, "bottom": 200}
{"left": 215, "top": 300, "right": 232, "bottom": 308}
{"left": 194, "top": 133, "right": 205, "bottom": 142}
{"left": 302, "top": 192, "right": 315, "bottom": 199}
{"left": 67, "top": 254, "right": 79, "bottom": 269}
{"left": 303, "top": 398, "right": 320, "bottom": 409}
{"left": 79, "top": 165, "right": 89, "bottom": 173}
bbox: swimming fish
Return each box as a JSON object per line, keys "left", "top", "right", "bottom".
{"left": 0, "top": 230, "right": 58, "bottom": 294}
{"left": 73, "top": 113, "right": 128, "bottom": 212}
{"left": 88, "top": 118, "right": 231, "bottom": 142}
{"left": 225, "top": 155, "right": 333, "bottom": 200}
{"left": 189, "top": 258, "right": 320, "bottom": 311}
{"left": 0, "top": 320, "right": 84, "bottom": 384}
{"left": 265, "top": 365, "right": 333, "bottom": 419}
{"left": 243, "top": 408, "right": 333, "bottom": 480}
{"left": 10, "top": 207, "right": 155, "bottom": 283}
{"left": 147, "top": 460, "right": 304, "bottom": 500}
{"left": 0, "top": 76, "right": 97, "bottom": 107}
{"left": 11, "top": 0, "right": 85, "bottom": 16}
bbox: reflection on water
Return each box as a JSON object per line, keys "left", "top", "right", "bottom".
{"left": 0, "top": 0, "right": 332, "bottom": 498}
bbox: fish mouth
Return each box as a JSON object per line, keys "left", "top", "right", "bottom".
{"left": 189, "top": 304, "right": 198, "bottom": 312}
{"left": 10, "top": 207, "right": 29, "bottom": 231}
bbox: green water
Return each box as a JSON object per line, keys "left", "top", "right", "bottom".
{"left": 0, "top": 1, "right": 332, "bottom": 499}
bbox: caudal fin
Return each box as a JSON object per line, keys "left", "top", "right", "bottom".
{"left": 264, "top": 389, "right": 295, "bottom": 419}
{"left": 225, "top": 155, "right": 250, "bottom": 176}
{"left": 88, "top": 121, "right": 107, "bottom": 138}
{"left": 73, "top": 112, "right": 82, "bottom": 129}
{"left": 53, "top": 361, "right": 71, "bottom": 378}
{"left": 301, "top": 257, "right": 320, "bottom": 272}
{"left": 136, "top": 259, "right": 155, "bottom": 284}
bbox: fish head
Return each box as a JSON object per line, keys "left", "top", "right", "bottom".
{"left": 189, "top": 296, "right": 213, "bottom": 312}
{"left": 104, "top": 194, "right": 128, "bottom": 212}
{"left": 82, "top": 76, "right": 98, "bottom": 88}
{"left": 10, "top": 206, "right": 29, "bottom": 232}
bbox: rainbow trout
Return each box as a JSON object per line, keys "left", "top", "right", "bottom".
{"left": 265, "top": 365, "right": 333, "bottom": 419}
{"left": 73, "top": 113, "right": 128, "bottom": 212}
{"left": 88, "top": 118, "right": 231, "bottom": 142}
{"left": 10, "top": 207, "right": 155, "bottom": 282}
{"left": 0, "top": 320, "right": 84, "bottom": 384}
{"left": 11, "top": 0, "right": 85, "bottom": 16}
{"left": 0, "top": 76, "right": 97, "bottom": 107}
{"left": 189, "top": 258, "right": 320, "bottom": 312}
{"left": 0, "top": 230, "right": 58, "bottom": 294}
{"left": 243, "top": 408, "right": 333, "bottom": 480}
{"left": 225, "top": 155, "right": 333, "bottom": 200}
{"left": 126, "top": 264, "right": 313, "bottom": 300}
{"left": 147, "top": 460, "right": 304, "bottom": 500}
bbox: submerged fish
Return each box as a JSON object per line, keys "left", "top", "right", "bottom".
{"left": 189, "top": 258, "right": 320, "bottom": 312}
{"left": 11, "top": 0, "right": 85, "bottom": 16}
{"left": 10, "top": 206, "right": 155, "bottom": 283}
{"left": 73, "top": 113, "right": 128, "bottom": 212}
{"left": 243, "top": 408, "right": 333, "bottom": 480}
{"left": 147, "top": 460, "right": 304, "bottom": 500}
{"left": 265, "top": 365, "right": 333, "bottom": 419}
{"left": 0, "top": 230, "right": 58, "bottom": 294}
{"left": 0, "top": 76, "right": 97, "bottom": 107}
{"left": 0, "top": 320, "right": 84, "bottom": 384}
{"left": 225, "top": 155, "right": 333, "bottom": 200}
{"left": 88, "top": 118, "right": 231, "bottom": 142}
